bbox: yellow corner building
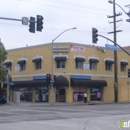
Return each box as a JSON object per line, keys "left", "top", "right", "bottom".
{"left": 4, "top": 42, "right": 130, "bottom": 103}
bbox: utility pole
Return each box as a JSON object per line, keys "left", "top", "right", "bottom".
{"left": 107, "top": 0, "right": 123, "bottom": 102}
{"left": 113, "top": 0, "right": 118, "bottom": 103}
{"left": 0, "top": 39, "right": 2, "bottom": 99}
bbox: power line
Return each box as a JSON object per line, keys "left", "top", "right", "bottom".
{"left": 0, "top": 22, "right": 109, "bottom": 33}
{"left": 46, "top": 0, "right": 114, "bottom": 13}
{"left": 19, "top": 0, "right": 109, "bottom": 15}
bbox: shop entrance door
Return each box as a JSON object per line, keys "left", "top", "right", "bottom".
{"left": 56, "top": 88, "right": 66, "bottom": 102}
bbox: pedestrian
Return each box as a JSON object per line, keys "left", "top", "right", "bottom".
{"left": 84, "top": 93, "right": 87, "bottom": 103}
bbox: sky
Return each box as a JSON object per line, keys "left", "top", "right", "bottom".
{"left": 0, "top": 0, "right": 130, "bottom": 50}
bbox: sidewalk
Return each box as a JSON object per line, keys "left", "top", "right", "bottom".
{"left": 4, "top": 101, "right": 130, "bottom": 107}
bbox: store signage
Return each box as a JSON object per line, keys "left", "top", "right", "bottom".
{"left": 53, "top": 46, "right": 69, "bottom": 52}
{"left": 70, "top": 45, "right": 85, "bottom": 52}
{"left": 92, "top": 88, "right": 100, "bottom": 92}
{"left": 33, "top": 75, "right": 46, "bottom": 80}
{"left": 15, "top": 64, "right": 20, "bottom": 72}
{"left": 73, "top": 87, "right": 87, "bottom": 92}
{"left": 71, "top": 75, "right": 91, "bottom": 79}
{"left": 84, "top": 62, "right": 90, "bottom": 70}
{"left": 4, "top": 82, "right": 15, "bottom": 86}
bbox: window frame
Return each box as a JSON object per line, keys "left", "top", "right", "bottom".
{"left": 105, "top": 63, "right": 112, "bottom": 71}
{"left": 6, "top": 64, "right": 12, "bottom": 71}
{"left": 76, "top": 61, "right": 83, "bottom": 69}
{"left": 35, "top": 61, "right": 42, "bottom": 70}
{"left": 20, "top": 63, "right": 26, "bottom": 71}
{"left": 121, "top": 63, "right": 126, "bottom": 72}
{"left": 56, "top": 60, "right": 66, "bottom": 69}
{"left": 90, "top": 62, "right": 97, "bottom": 70}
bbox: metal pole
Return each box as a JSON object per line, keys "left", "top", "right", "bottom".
{"left": 128, "top": 83, "right": 129, "bottom": 101}
{"left": 0, "top": 17, "right": 22, "bottom": 21}
{"left": 0, "top": 40, "right": 2, "bottom": 99}
{"left": 7, "top": 68, "right": 10, "bottom": 104}
{"left": 51, "top": 39, "right": 54, "bottom": 104}
{"left": 113, "top": 0, "right": 118, "bottom": 102}
{"left": 50, "top": 27, "right": 77, "bottom": 104}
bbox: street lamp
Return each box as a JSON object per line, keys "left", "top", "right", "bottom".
{"left": 108, "top": 0, "right": 130, "bottom": 20}
{"left": 50, "top": 27, "right": 77, "bottom": 104}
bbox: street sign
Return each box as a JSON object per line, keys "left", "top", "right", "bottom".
{"left": 22, "top": 17, "right": 29, "bottom": 25}
{"left": 105, "top": 44, "right": 117, "bottom": 51}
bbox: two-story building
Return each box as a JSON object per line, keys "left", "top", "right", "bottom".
{"left": 4, "top": 42, "right": 130, "bottom": 103}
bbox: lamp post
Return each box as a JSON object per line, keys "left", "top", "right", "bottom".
{"left": 108, "top": 0, "right": 130, "bottom": 21}
{"left": 50, "top": 27, "right": 77, "bottom": 104}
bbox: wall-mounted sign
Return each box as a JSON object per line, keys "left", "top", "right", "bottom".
{"left": 84, "top": 62, "right": 90, "bottom": 70}
{"left": 15, "top": 64, "right": 20, "bottom": 72}
{"left": 71, "top": 75, "right": 91, "bottom": 79}
{"left": 33, "top": 75, "right": 46, "bottom": 80}
{"left": 53, "top": 46, "right": 69, "bottom": 52}
{"left": 70, "top": 45, "right": 85, "bottom": 52}
{"left": 73, "top": 87, "right": 87, "bottom": 92}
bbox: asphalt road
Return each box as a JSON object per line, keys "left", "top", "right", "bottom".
{"left": 0, "top": 103, "right": 130, "bottom": 130}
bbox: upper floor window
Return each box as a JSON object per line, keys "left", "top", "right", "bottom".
{"left": 105, "top": 60, "right": 114, "bottom": 71}
{"left": 20, "top": 63, "right": 26, "bottom": 71}
{"left": 89, "top": 59, "right": 99, "bottom": 70}
{"left": 17, "top": 60, "right": 26, "bottom": 71}
{"left": 75, "top": 57, "right": 85, "bottom": 70}
{"left": 4, "top": 61, "right": 12, "bottom": 71}
{"left": 32, "top": 58, "right": 42, "bottom": 70}
{"left": 121, "top": 61, "right": 128, "bottom": 72}
{"left": 55, "top": 57, "right": 66, "bottom": 69}
{"left": 128, "top": 69, "right": 130, "bottom": 78}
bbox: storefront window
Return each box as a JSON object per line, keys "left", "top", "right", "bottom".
{"left": 73, "top": 87, "right": 87, "bottom": 102}
{"left": 90, "top": 87, "right": 101, "bottom": 101}
{"left": 19, "top": 88, "right": 32, "bottom": 102}
{"left": 35, "top": 87, "right": 48, "bottom": 102}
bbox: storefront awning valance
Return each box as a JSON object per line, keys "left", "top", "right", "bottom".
{"left": 54, "top": 75, "right": 69, "bottom": 87}
{"left": 17, "top": 60, "right": 26, "bottom": 64}
{"left": 32, "top": 58, "right": 42, "bottom": 62}
{"left": 4, "top": 61, "right": 12, "bottom": 66}
{"left": 89, "top": 59, "right": 99, "bottom": 63}
{"left": 10, "top": 80, "right": 47, "bottom": 88}
{"left": 105, "top": 60, "right": 114, "bottom": 64}
{"left": 121, "top": 61, "right": 128, "bottom": 65}
{"left": 55, "top": 57, "right": 66, "bottom": 61}
{"left": 71, "top": 79, "right": 107, "bottom": 87}
{"left": 75, "top": 57, "right": 85, "bottom": 62}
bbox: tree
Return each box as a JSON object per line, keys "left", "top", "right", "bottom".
{"left": 0, "top": 42, "right": 7, "bottom": 82}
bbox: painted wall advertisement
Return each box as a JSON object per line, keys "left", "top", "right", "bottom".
{"left": 84, "top": 62, "right": 90, "bottom": 70}
{"left": 70, "top": 45, "right": 85, "bottom": 52}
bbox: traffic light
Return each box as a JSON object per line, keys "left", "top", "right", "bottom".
{"left": 46, "top": 74, "right": 51, "bottom": 86}
{"left": 92, "top": 28, "right": 98, "bottom": 43}
{"left": 36, "top": 15, "right": 43, "bottom": 32}
{"left": 29, "top": 17, "right": 35, "bottom": 33}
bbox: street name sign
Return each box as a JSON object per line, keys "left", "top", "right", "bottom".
{"left": 105, "top": 44, "right": 118, "bottom": 51}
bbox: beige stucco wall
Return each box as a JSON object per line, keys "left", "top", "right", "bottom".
{"left": 6, "top": 43, "right": 130, "bottom": 103}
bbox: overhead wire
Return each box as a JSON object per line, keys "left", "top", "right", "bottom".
{"left": 18, "top": 0, "right": 110, "bottom": 16}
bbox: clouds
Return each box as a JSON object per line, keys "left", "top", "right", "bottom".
{"left": 0, "top": 0, "right": 130, "bottom": 49}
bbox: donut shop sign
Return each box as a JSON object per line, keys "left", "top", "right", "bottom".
{"left": 70, "top": 45, "right": 85, "bottom": 52}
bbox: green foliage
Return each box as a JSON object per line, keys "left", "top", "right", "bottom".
{"left": 0, "top": 42, "right": 8, "bottom": 82}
